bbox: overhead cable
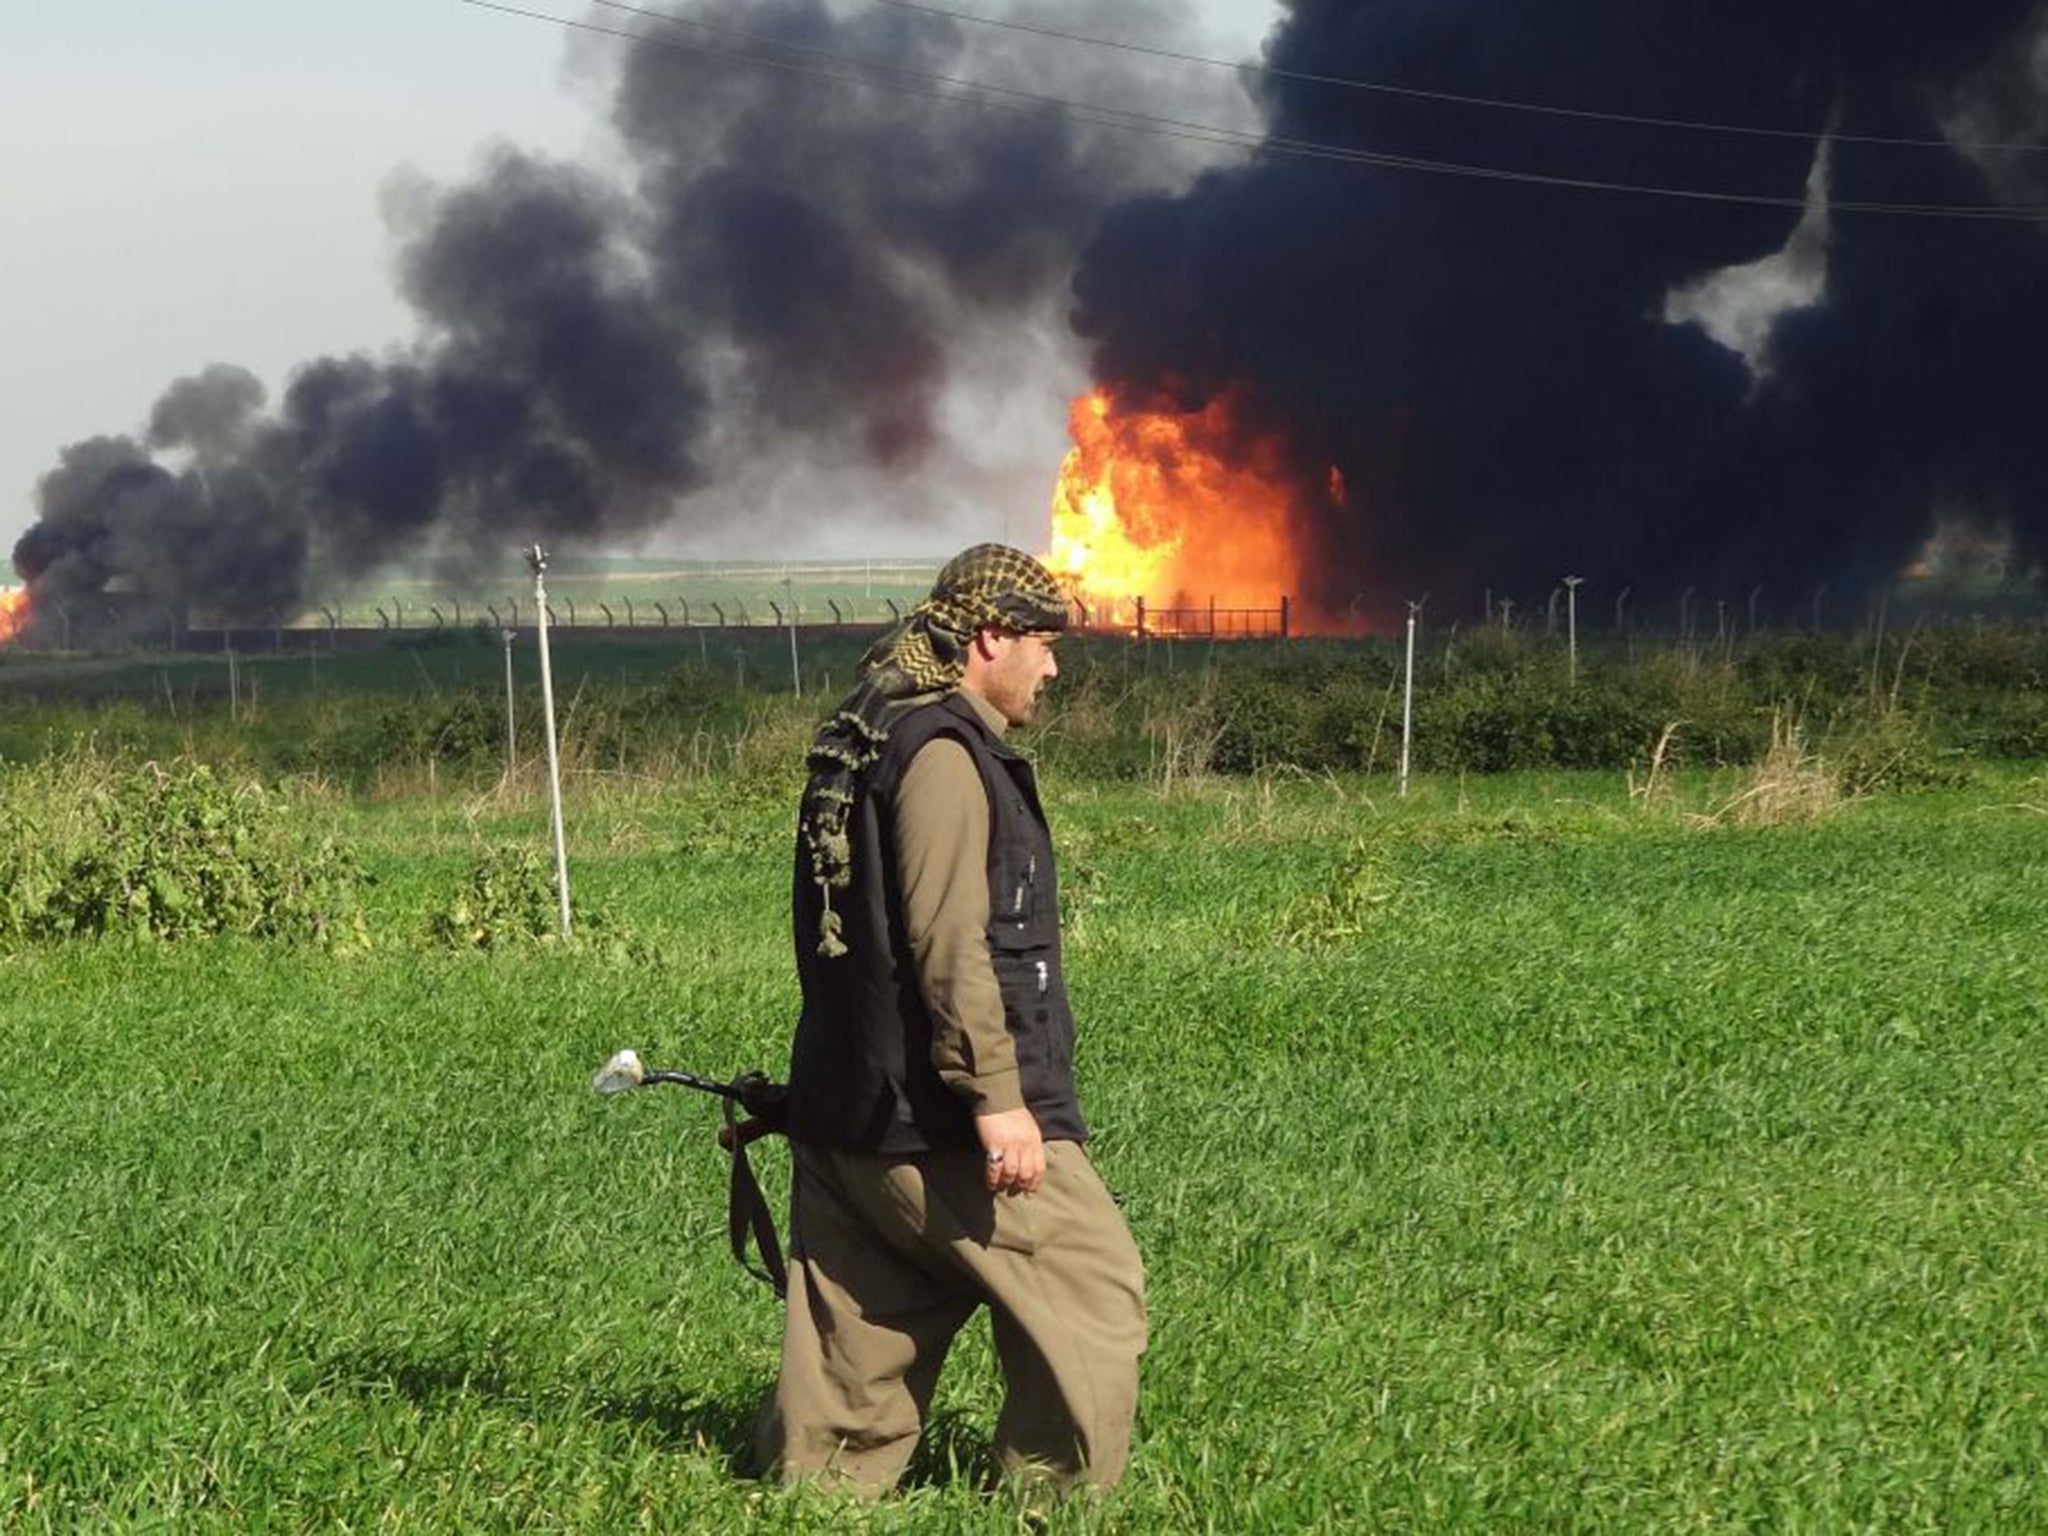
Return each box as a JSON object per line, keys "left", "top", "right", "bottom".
{"left": 869, "top": 0, "right": 2048, "bottom": 155}
{"left": 454, "top": 0, "right": 2048, "bottom": 222}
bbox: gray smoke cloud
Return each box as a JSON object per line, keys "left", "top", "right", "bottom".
{"left": 10, "top": 0, "right": 1233, "bottom": 635}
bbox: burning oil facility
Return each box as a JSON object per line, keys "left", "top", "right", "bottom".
{"left": 8, "top": 0, "right": 2048, "bottom": 650}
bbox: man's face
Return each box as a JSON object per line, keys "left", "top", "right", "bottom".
{"left": 977, "top": 628, "right": 1061, "bottom": 726}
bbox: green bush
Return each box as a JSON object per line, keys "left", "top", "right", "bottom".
{"left": 1920, "top": 627, "right": 2048, "bottom": 690}
{"left": 1210, "top": 674, "right": 1314, "bottom": 773}
{"left": 33, "top": 761, "right": 365, "bottom": 943}
{"left": 1941, "top": 688, "right": 2048, "bottom": 759}
{"left": 1832, "top": 706, "right": 1973, "bottom": 795}
{"left": 427, "top": 846, "right": 563, "bottom": 950}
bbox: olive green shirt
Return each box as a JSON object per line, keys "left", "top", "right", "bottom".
{"left": 890, "top": 686, "right": 1027, "bottom": 1115}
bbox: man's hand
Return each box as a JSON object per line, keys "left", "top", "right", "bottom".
{"left": 976, "top": 1106, "right": 1045, "bottom": 1196}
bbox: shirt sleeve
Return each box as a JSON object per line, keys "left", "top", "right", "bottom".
{"left": 890, "top": 736, "right": 1024, "bottom": 1113}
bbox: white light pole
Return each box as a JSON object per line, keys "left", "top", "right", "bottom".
{"left": 500, "top": 627, "right": 518, "bottom": 775}
{"left": 528, "top": 544, "right": 572, "bottom": 941}
{"left": 1399, "top": 596, "right": 1425, "bottom": 799}
{"left": 1563, "top": 575, "right": 1584, "bottom": 686}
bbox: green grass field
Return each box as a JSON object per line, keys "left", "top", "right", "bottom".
{"left": 4, "top": 758, "right": 2047, "bottom": 1530}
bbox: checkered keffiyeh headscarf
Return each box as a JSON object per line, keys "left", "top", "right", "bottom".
{"left": 800, "top": 544, "right": 1069, "bottom": 957}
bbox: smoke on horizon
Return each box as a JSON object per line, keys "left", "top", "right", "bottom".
{"left": 14, "top": 0, "right": 2048, "bottom": 636}
{"left": 11, "top": 0, "right": 1234, "bottom": 632}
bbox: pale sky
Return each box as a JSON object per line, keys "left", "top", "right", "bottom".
{"left": 0, "top": 0, "right": 1282, "bottom": 570}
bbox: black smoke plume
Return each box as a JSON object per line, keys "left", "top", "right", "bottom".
{"left": 1074, "top": 0, "right": 2048, "bottom": 620}
{"left": 11, "top": 0, "right": 1218, "bottom": 636}
{"left": 20, "top": 1, "right": 2048, "bottom": 639}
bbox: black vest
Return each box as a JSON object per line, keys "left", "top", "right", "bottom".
{"left": 786, "top": 693, "right": 1087, "bottom": 1152}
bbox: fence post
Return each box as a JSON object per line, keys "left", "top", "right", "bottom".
{"left": 782, "top": 576, "right": 801, "bottom": 695}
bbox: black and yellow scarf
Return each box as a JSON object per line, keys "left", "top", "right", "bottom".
{"left": 799, "top": 543, "right": 1068, "bottom": 957}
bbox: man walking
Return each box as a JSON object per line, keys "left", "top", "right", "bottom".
{"left": 761, "top": 544, "right": 1146, "bottom": 1496}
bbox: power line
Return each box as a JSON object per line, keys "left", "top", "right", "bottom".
{"left": 870, "top": 0, "right": 2048, "bottom": 156}
{"left": 465, "top": 0, "right": 1267, "bottom": 156}
{"left": 454, "top": 0, "right": 2048, "bottom": 221}
{"left": 582, "top": 0, "right": 1259, "bottom": 146}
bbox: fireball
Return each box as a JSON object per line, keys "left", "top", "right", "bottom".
{"left": 1044, "top": 389, "right": 1311, "bottom": 631}
{"left": 0, "top": 588, "right": 29, "bottom": 646}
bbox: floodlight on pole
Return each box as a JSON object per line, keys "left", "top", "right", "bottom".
{"left": 528, "top": 544, "right": 573, "bottom": 941}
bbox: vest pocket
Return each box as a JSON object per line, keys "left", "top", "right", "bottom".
{"left": 988, "top": 869, "right": 1056, "bottom": 951}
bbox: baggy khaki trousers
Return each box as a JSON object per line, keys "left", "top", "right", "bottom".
{"left": 760, "top": 1138, "right": 1147, "bottom": 1495}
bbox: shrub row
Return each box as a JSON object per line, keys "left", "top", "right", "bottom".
{"left": 2, "top": 627, "right": 2045, "bottom": 783}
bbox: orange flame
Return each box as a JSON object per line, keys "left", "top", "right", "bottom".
{"left": 0, "top": 589, "right": 28, "bottom": 646}
{"left": 1045, "top": 389, "right": 1308, "bottom": 633}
